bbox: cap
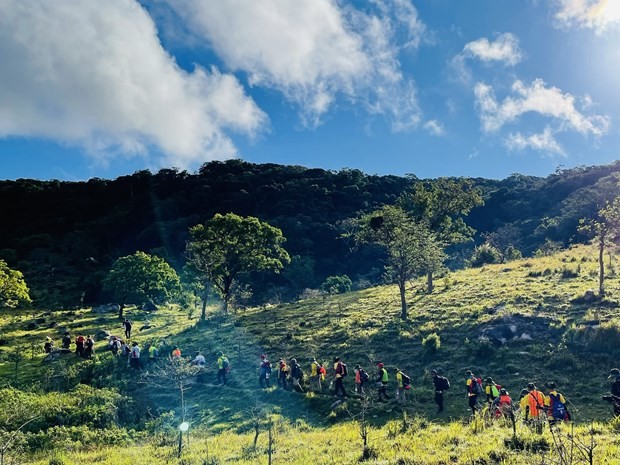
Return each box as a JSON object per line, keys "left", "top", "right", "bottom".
{"left": 465, "top": 370, "right": 473, "bottom": 376}
{"left": 355, "top": 364, "right": 361, "bottom": 369}
{"left": 377, "top": 362, "right": 384, "bottom": 369}
{"left": 500, "top": 388, "right": 508, "bottom": 395}
{"left": 260, "top": 354, "right": 266, "bottom": 359}
{"left": 485, "top": 377, "right": 493, "bottom": 383}
{"left": 609, "top": 368, "right": 620, "bottom": 379}
{"left": 547, "top": 382, "right": 557, "bottom": 390}
{"left": 431, "top": 369, "right": 438, "bottom": 375}
{"left": 527, "top": 383, "right": 535, "bottom": 390}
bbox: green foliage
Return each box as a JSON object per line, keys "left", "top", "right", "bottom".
{"left": 0, "top": 259, "right": 31, "bottom": 308}
{"left": 320, "top": 275, "right": 352, "bottom": 295}
{"left": 186, "top": 213, "right": 290, "bottom": 312}
{"left": 566, "top": 320, "right": 620, "bottom": 355}
{"left": 468, "top": 243, "right": 502, "bottom": 267}
{"left": 103, "top": 251, "right": 181, "bottom": 316}
{"left": 422, "top": 332, "right": 441, "bottom": 352}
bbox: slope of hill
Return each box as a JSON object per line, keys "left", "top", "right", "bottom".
{"left": 2, "top": 244, "right": 620, "bottom": 463}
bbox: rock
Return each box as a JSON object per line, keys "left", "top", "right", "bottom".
{"left": 91, "top": 303, "right": 120, "bottom": 314}
{"left": 35, "top": 318, "right": 46, "bottom": 324}
{"left": 0, "top": 339, "right": 9, "bottom": 346}
{"left": 142, "top": 301, "right": 158, "bottom": 312}
{"left": 582, "top": 290, "right": 597, "bottom": 303}
{"left": 26, "top": 322, "right": 38, "bottom": 330}
{"left": 519, "top": 333, "right": 532, "bottom": 340}
{"left": 478, "top": 314, "right": 558, "bottom": 344}
{"left": 48, "top": 322, "right": 58, "bottom": 328}
{"left": 94, "top": 329, "right": 111, "bottom": 341}
{"left": 139, "top": 324, "right": 153, "bottom": 331}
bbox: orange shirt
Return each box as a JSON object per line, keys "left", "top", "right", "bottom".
{"left": 172, "top": 349, "right": 181, "bottom": 358}
{"left": 526, "top": 390, "right": 545, "bottom": 417}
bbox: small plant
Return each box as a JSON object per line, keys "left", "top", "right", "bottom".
{"left": 422, "top": 333, "right": 441, "bottom": 352}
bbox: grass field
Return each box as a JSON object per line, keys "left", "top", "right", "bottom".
{"left": 2, "top": 243, "right": 620, "bottom": 464}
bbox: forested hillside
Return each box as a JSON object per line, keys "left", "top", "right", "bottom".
{"left": 2, "top": 159, "right": 620, "bottom": 308}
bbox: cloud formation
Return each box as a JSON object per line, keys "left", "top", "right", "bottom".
{"left": 164, "top": 0, "right": 426, "bottom": 130}
{"left": 423, "top": 120, "right": 445, "bottom": 136}
{"left": 553, "top": 0, "right": 620, "bottom": 32}
{"left": 474, "top": 79, "right": 609, "bottom": 136}
{"left": 452, "top": 33, "right": 522, "bottom": 83}
{"left": 0, "top": 0, "right": 267, "bottom": 168}
{"left": 505, "top": 127, "right": 566, "bottom": 156}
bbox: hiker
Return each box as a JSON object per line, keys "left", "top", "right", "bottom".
{"left": 492, "top": 388, "right": 514, "bottom": 420}
{"left": 84, "top": 335, "right": 95, "bottom": 358}
{"left": 171, "top": 346, "right": 181, "bottom": 358}
{"left": 310, "top": 357, "right": 323, "bottom": 392}
{"left": 75, "top": 334, "right": 85, "bottom": 357}
{"left": 484, "top": 377, "right": 500, "bottom": 405}
{"left": 603, "top": 368, "right": 620, "bottom": 417}
{"left": 355, "top": 364, "right": 369, "bottom": 395}
{"left": 61, "top": 332, "right": 71, "bottom": 350}
{"left": 465, "top": 371, "right": 482, "bottom": 415}
{"left": 432, "top": 370, "right": 450, "bottom": 413}
{"left": 278, "top": 359, "right": 289, "bottom": 389}
{"left": 545, "top": 382, "right": 570, "bottom": 424}
{"left": 290, "top": 358, "right": 304, "bottom": 391}
{"left": 259, "top": 354, "right": 271, "bottom": 388}
{"left": 121, "top": 340, "right": 131, "bottom": 358}
{"left": 395, "top": 368, "right": 410, "bottom": 405}
{"left": 216, "top": 352, "right": 229, "bottom": 385}
{"left": 376, "top": 362, "right": 389, "bottom": 402}
{"left": 129, "top": 342, "right": 141, "bottom": 369}
{"left": 110, "top": 336, "right": 121, "bottom": 356}
{"left": 333, "top": 357, "right": 347, "bottom": 398}
{"left": 123, "top": 318, "right": 132, "bottom": 339}
{"left": 521, "top": 383, "right": 546, "bottom": 432}
{"left": 191, "top": 351, "right": 206, "bottom": 366}
{"left": 44, "top": 337, "right": 54, "bottom": 354}
{"left": 149, "top": 342, "right": 159, "bottom": 361}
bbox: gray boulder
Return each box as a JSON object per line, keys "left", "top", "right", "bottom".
{"left": 91, "top": 303, "right": 120, "bottom": 314}
{"left": 95, "top": 329, "right": 111, "bottom": 341}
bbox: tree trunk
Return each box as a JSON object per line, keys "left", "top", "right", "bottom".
{"left": 118, "top": 302, "right": 125, "bottom": 319}
{"left": 201, "top": 283, "right": 209, "bottom": 322}
{"left": 427, "top": 271, "right": 434, "bottom": 294}
{"left": 399, "top": 280, "right": 407, "bottom": 320}
{"left": 599, "top": 238, "right": 605, "bottom": 296}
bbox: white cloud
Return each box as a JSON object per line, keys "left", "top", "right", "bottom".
{"left": 164, "top": 0, "right": 426, "bottom": 131}
{"left": 462, "top": 33, "right": 523, "bottom": 65}
{"left": 451, "top": 33, "right": 522, "bottom": 83}
{"left": 0, "top": 0, "right": 267, "bottom": 168}
{"left": 423, "top": 120, "right": 445, "bottom": 136}
{"left": 553, "top": 0, "right": 620, "bottom": 32}
{"left": 474, "top": 79, "right": 610, "bottom": 136}
{"left": 505, "top": 127, "right": 566, "bottom": 156}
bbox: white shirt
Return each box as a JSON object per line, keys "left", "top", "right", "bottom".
{"left": 131, "top": 346, "right": 140, "bottom": 358}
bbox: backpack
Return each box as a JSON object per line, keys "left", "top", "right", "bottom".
{"left": 470, "top": 378, "right": 483, "bottom": 395}
{"left": 293, "top": 364, "right": 304, "bottom": 380}
{"left": 401, "top": 373, "right": 411, "bottom": 389}
{"left": 549, "top": 393, "right": 567, "bottom": 420}
{"left": 341, "top": 363, "right": 348, "bottom": 377}
{"left": 222, "top": 357, "right": 230, "bottom": 371}
{"left": 319, "top": 365, "right": 327, "bottom": 378}
{"left": 438, "top": 376, "right": 450, "bottom": 390}
{"left": 360, "top": 369, "right": 370, "bottom": 384}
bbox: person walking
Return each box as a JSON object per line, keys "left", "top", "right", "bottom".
{"left": 259, "top": 354, "right": 271, "bottom": 388}
{"left": 171, "top": 346, "right": 181, "bottom": 358}
{"left": 191, "top": 351, "right": 206, "bottom": 366}
{"left": 522, "top": 382, "right": 546, "bottom": 433}
{"left": 216, "top": 352, "right": 229, "bottom": 385}
{"left": 110, "top": 336, "right": 121, "bottom": 356}
{"left": 395, "top": 368, "right": 410, "bottom": 405}
{"left": 129, "top": 342, "right": 141, "bottom": 369}
{"left": 432, "top": 370, "right": 450, "bottom": 413}
{"left": 290, "top": 358, "right": 304, "bottom": 391}
{"left": 377, "top": 363, "right": 389, "bottom": 402}
{"left": 277, "top": 358, "right": 289, "bottom": 389}
{"left": 333, "top": 357, "right": 347, "bottom": 398}
{"left": 484, "top": 377, "right": 500, "bottom": 406}
{"left": 545, "top": 382, "right": 570, "bottom": 425}
{"left": 61, "top": 332, "right": 71, "bottom": 350}
{"left": 493, "top": 388, "right": 514, "bottom": 420}
{"left": 44, "top": 337, "right": 54, "bottom": 354}
{"left": 75, "top": 334, "right": 85, "bottom": 357}
{"left": 310, "top": 357, "right": 323, "bottom": 392}
{"left": 466, "top": 370, "right": 482, "bottom": 415}
{"left": 123, "top": 318, "right": 132, "bottom": 340}
{"left": 355, "top": 364, "right": 369, "bottom": 395}
{"left": 84, "top": 335, "right": 95, "bottom": 358}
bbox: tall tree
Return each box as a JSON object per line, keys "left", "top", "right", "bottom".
{"left": 103, "top": 251, "right": 181, "bottom": 318}
{"left": 398, "top": 178, "right": 483, "bottom": 292}
{"left": 579, "top": 197, "right": 620, "bottom": 296}
{"left": 356, "top": 205, "right": 443, "bottom": 320}
{"left": 186, "top": 213, "right": 290, "bottom": 314}
{"left": 0, "top": 260, "right": 31, "bottom": 308}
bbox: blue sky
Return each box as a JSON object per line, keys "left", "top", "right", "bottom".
{"left": 0, "top": 0, "right": 619, "bottom": 181}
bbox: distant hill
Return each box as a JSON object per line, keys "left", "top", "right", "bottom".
{"left": 1, "top": 159, "right": 620, "bottom": 307}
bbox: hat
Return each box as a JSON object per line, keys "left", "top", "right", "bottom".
{"left": 547, "top": 382, "right": 557, "bottom": 390}
{"left": 394, "top": 367, "right": 400, "bottom": 372}
{"left": 609, "top": 368, "right": 620, "bottom": 379}
{"left": 465, "top": 370, "right": 473, "bottom": 376}
{"left": 485, "top": 377, "right": 493, "bottom": 383}
{"left": 431, "top": 369, "right": 438, "bottom": 375}
{"left": 132, "top": 342, "right": 138, "bottom": 346}
{"left": 377, "top": 362, "right": 384, "bottom": 369}
{"left": 527, "top": 383, "right": 535, "bottom": 390}
{"left": 333, "top": 357, "right": 340, "bottom": 362}
{"left": 260, "top": 354, "right": 266, "bottom": 359}
{"left": 355, "top": 364, "right": 361, "bottom": 369}
{"left": 500, "top": 388, "right": 508, "bottom": 395}
{"left": 520, "top": 389, "right": 529, "bottom": 397}
{"left": 290, "top": 358, "right": 297, "bottom": 363}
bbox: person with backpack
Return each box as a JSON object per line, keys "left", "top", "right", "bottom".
{"left": 545, "top": 382, "right": 570, "bottom": 424}
{"left": 484, "top": 377, "right": 501, "bottom": 406}
{"left": 432, "top": 370, "right": 450, "bottom": 413}
{"left": 355, "top": 364, "right": 369, "bottom": 395}
{"left": 61, "top": 332, "right": 71, "bottom": 350}
{"left": 492, "top": 388, "right": 514, "bottom": 420}
{"left": 129, "top": 341, "right": 141, "bottom": 369}
{"left": 603, "top": 368, "right": 620, "bottom": 417}
{"left": 123, "top": 318, "right": 132, "bottom": 339}
{"left": 171, "top": 346, "right": 181, "bottom": 358}
{"left": 310, "top": 357, "right": 322, "bottom": 392}
{"left": 259, "top": 354, "right": 272, "bottom": 388}
{"left": 277, "top": 358, "right": 289, "bottom": 389}
{"left": 521, "top": 382, "right": 546, "bottom": 433}
{"left": 395, "top": 368, "right": 410, "bottom": 405}
{"left": 333, "top": 357, "right": 347, "bottom": 398}
{"left": 290, "top": 358, "right": 304, "bottom": 392}
{"left": 44, "top": 337, "right": 54, "bottom": 354}
{"left": 110, "top": 336, "right": 121, "bottom": 356}
{"left": 84, "top": 335, "right": 95, "bottom": 358}
{"left": 216, "top": 351, "right": 229, "bottom": 385}
{"left": 377, "top": 362, "right": 389, "bottom": 402}
{"left": 465, "top": 370, "right": 482, "bottom": 415}
{"left": 75, "top": 334, "right": 85, "bottom": 357}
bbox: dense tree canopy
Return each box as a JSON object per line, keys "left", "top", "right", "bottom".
{"left": 186, "top": 213, "right": 290, "bottom": 313}
{"left": 0, "top": 260, "right": 31, "bottom": 308}
{"left": 103, "top": 251, "right": 181, "bottom": 318}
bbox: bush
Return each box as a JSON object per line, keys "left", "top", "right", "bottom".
{"left": 422, "top": 333, "right": 441, "bottom": 352}
{"left": 320, "top": 275, "right": 352, "bottom": 295}
{"left": 566, "top": 320, "right": 620, "bottom": 355}
{"left": 468, "top": 244, "right": 501, "bottom": 267}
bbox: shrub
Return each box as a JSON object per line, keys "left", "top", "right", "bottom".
{"left": 566, "top": 320, "right": 620, "bottom": 355}
{"left": 320, "top": 275, "right": 352, "bottom": 295}
{"left": 422, "top": 333, "right": 441, "bottom": 352}
{"left": 468, "top": 243, "right": 501, "bottom": 267}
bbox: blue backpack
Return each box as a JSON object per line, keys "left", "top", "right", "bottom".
{"left": 549, "top": 393, "right": 567, "bottom": 420}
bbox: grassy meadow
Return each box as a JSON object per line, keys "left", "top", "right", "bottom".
{"left": 2, "top": 244, "right": 620, "bottom": 464}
